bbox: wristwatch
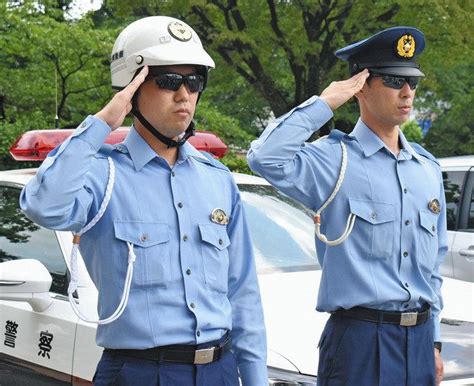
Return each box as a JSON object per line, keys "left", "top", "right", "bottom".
{"left": 434, "top": 341, "right": 442, "bottom": 353}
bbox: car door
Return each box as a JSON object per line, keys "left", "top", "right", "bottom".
{"left": 0, "top": 183, "right": 77, "bottom": 385}
{"left": 451, "top": 170, "right": 474, "bottom": 282}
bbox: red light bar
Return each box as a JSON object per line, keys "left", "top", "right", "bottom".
{"left": 9, "top": 128, "right": 227, "bottom": 161}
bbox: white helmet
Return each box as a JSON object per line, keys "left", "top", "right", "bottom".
{"left": 110, "top": 16, "right": 215, "bottom": 89}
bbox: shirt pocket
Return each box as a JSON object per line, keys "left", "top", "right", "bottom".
{"left": 417, "top": 210, "right": 439, "bottom": 272}
{"left": 113, "top": 221, "right": 170, "bottom": 287}
{"left": 348, "top": 198, "right": 396, "bottom": 259}
{"left": 199, "top": 223, "right": 231, "bottom": 293}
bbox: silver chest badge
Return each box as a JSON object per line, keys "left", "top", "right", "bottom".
{"left": 428, "top": 198, "right": 441, "bottom": 214}
{"left": 210, "top": 208, "right": 229, "bottom": 225}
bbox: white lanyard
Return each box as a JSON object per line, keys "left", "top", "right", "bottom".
{"left": 314, "top": 141, "right": 356, "bottom": 246}
{"left": 67, "top": 157, "right": 136, "bottom": 324}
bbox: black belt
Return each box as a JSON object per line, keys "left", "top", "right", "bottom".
{"left": 105, "top": 333, "right": 232, "bottom": 365}
{"left": 333, "top": 306, "right": 430, "bottom": 327}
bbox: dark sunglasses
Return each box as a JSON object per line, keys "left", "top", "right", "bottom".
{"left": 151, "top": 73, "right": 205, "bottom": 93}
{"left": 370, "top": 71, "right": 421, "bottom": 90}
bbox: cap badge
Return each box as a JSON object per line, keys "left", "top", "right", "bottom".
{"left": 428, "top": 198, "right": 441, "bottom": 214}
{"left": 396, "top": 34, "right": 416, "bottom": 58}
{"left": 210, "top": 208, "right": 229, "bottom": 225}
{"left": 168, "top": 21, "right": 192, "bottom": 42}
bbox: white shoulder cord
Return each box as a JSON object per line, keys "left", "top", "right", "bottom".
{"left": 314, "top": 141, "right": 356, "bottom": 246}
{"left": 67, "top": 157, "right": 136, "bottom": 324}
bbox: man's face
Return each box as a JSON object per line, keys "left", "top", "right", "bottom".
{"left": 136, "top": 65, "right": 201, "bottom": 138}
{"left": 359, "top": 73, "right": 417, "bottom": 129}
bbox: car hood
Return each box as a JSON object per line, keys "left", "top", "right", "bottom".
{"left": 258, "top": 270, "right": 474, "bottom": 381}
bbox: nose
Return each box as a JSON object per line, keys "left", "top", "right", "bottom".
{"left": 400, "top": 80, "right": 413, "bottom": 97}
{"left": 174, "top": 83, "right": 191, "bottom": 102}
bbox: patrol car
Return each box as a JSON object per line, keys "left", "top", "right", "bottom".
{"left": 0, "top": 130, "right": 473, "bottom": 385}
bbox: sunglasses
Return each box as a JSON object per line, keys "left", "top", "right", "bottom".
{"left": 150, "top": 73, "right": 205, "bottom": 93}
{"left": 370, "top": 72, "right": 421, "bottom": 90}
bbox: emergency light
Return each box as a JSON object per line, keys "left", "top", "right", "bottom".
{"left": 9, "top": 128, "right": 228, "bottom": 161}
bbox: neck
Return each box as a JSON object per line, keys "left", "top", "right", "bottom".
{"left": 134, "top": 122, "right": 179, "bottom": 166}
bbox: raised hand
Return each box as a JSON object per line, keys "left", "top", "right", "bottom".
{"left": 320, "top": 69, "right": 370, "bottom": 111}
{"left": 95, "top": 66, "right": 149, "bottom": 130}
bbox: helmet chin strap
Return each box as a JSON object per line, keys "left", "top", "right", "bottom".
{"left": 131, "top": 95, "right": 195, "bottom": 148}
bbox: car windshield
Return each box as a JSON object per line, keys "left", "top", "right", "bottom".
{"left": 239, "top": 184, "right": 319, "bottom": 274}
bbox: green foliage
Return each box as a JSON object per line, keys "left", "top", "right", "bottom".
{"left": 194, "top": 100, "right": 253, "bottom": 149}
{"left": 401, "top": 120, "right": 423, "bottom": 143}
{"left": 0, "top": 2, "right": 114, "bottom": 127}
{"left": 220, "top": 151, "right": 252, "bottom": 174}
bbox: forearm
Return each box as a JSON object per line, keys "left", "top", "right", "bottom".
{"left": 20, "top": 115, "right": 111, "bottom": 230}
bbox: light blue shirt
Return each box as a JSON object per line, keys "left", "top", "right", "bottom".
{"left": 248, "top": 96, "right": 447, "bottom": 341}
{"left": 20, "top": 115, "right": 267, "bottom": 385}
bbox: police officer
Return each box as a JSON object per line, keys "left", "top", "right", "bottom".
{"left": 248, "top": 26, "right": 446, "bottom": 386}
{"left": 20, "top": 16, "right": 267, "bottom": 386}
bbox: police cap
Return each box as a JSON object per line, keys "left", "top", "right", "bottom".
{"left": 335, "top": 26, "right": 425, "bottom": 77}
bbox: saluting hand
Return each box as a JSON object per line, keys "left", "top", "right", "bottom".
{"left": 320, "top": 69, "right": 370, "bottom": 111}
{"left": 95, "top": 66, "right": 149, "bottom": 130}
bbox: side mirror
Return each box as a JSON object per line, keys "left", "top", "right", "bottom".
{"left": 0, "top": 259, "right": 53, "bottom": 312}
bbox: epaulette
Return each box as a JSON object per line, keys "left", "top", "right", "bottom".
{"left": 326, "top": 129, "right": 348, "bottom": 144}
{"left": 409, "top": 142, "right": 440, "bottom": 165}
{"left": 95, "top": 143, "right": 115, "bottom": 158}
{"left": 195, "top": 151, "right": 230, "bottom": 172}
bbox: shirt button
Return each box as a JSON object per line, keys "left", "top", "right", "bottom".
{"left": 370, "top": 212, "right": 377, "bottom": 220}
{"left": 178, "top": 202, "right": 183, "bottom": 208}
{"left": 403, "top": 188, "right": 408, "bottom": 194}
{"left": 186, "top": 269, "right": 191, "bottom": 275}
{"left": 405, "top": 282, "right": 409, "bottom": 288}
{"left": 183, "top": 235, "right": 188, "bottom": 241}
{"left": 218, "top": 238, "right": 223, "bottom": 245}
{"left": 403, "top": 303, "right": 409, "bottom": 309}
{"left": 432, "top": 225, "right": 436, "bottom": 232}
{"left": 403, "top": 251, "right": 409, "bottom": 257}
{"left": 80, "top": 121, "right": 87, "bottom": 128}
{"left": 171, "top": 171, "right": 176, "bottom": 177}
{"left": 196, "top": 330, "right": 201, "bottom": 337}
{"left": 140, "top": 234, "right": 148, "bottom": 242}
{"left": 190, "top": 303, "right": 196, "bottom": 309}
{"left": 405, "top": 220, "right": 410, "bottom": 226}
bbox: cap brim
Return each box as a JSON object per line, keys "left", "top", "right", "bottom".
{"left": 371, "top": 66, "right": 425, "bottom": 77}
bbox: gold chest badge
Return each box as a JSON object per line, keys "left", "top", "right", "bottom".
{"left": 428, "top": 198, "right": 441, "bottom": 214}
{"left": 396, "top": 34, "right": 416, "bottom": 58}
{"left": 210, "top": 208, "right": 229, "bottom": 225}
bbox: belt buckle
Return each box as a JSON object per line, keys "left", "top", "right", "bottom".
{"left": 194, "top": 347, "right": 215, "bottom": 364}
{"left": 400, "top": 312, "right": 418, "bottom": 326}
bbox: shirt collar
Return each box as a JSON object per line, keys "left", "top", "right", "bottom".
{"left": 397, "top": 128, "right": 424, "bottom": 163}
{"left": 349, "top": 119, "right": 386, "bottom": 157}
{"left": 348, "top": 119, "right": 424, "bottom": 163}
{"left": 123, "top": 126, "right": 210, "bottom": 170}
{"left": 123, "top": 126, "right": 159, "bottom": 171}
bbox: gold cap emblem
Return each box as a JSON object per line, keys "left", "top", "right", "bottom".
{"left": 210, "top": 208, "right": 229, "bottom": 225}
{"left": 396, "top": 34, "right": 416, "bottom": 58}
{"left": 168, "top": 21, "right": 192, "bottom": 42}
{"left": 428, "top": 198, "right": 441, "bottom": 214}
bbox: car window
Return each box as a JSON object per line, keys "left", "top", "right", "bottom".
{"left": 442, "top": 171, "right": 466, "bottom": 230}
{"left": 466, "top": 173, "right": 474, "bottom": 231}
{"left": 239, "top": 184, "right": 319, "bottom": 273}
{"left": 0, "top": 185, "right": 68, "bottom": 295}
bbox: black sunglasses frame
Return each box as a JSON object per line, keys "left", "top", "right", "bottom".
{"left": 370, "top": 71, "right": 421, "bottom": 90}
{"left": 150, "top": 73, "right": 205, "bottom": 93}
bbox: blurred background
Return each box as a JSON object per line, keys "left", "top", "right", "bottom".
{"left": 1, "top": 0, "right": 472, "bottom": 172}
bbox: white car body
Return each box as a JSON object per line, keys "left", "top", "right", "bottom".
{"left": 1, "top": 168, "right": 473, "bottom": 385}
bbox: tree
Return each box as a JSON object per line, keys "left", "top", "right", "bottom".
{"left": 401, "top": 120, "right": 423, "bottom": 143}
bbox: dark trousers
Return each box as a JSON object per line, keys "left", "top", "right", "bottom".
{"left": 317, "top": 314, "right": 435, "bottom": 386}
{"left": 93, "top": 345, "right": 239, "bottom": 386}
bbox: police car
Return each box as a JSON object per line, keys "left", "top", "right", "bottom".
{"left": 0, "top": 131, "right": 473, "bottom": 385}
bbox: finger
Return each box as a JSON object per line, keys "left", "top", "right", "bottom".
{"left": 123, "top": 65, "right": 149, "bottom": 97}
